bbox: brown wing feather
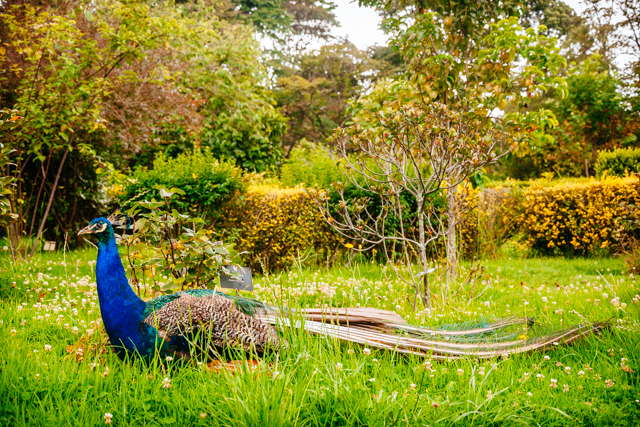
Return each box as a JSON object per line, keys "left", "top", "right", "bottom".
{"left": 144, "top": 294, "right": 279, "bottom": 354}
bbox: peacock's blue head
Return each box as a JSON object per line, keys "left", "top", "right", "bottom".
{"left": 78, "top": 217, "right": 114, "bottom": 245}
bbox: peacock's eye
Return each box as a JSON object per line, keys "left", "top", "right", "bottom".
{"left": 94, "top": 223, "right": 108, "bottom": 233}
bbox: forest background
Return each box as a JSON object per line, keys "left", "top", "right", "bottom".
{"left": 0, "top": 0, "right": 639, "bottom": 271}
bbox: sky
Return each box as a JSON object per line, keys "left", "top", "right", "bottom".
{"left": 330, "top": 0, "right": 388, "bottom": 50}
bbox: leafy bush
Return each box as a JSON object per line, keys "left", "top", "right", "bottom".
{"left": 595, "top": 148, "right": 640, "bottom": 178}
{"left": 120, "top": 150, "right": 246, "bottom": 221}
{"left": 459, "top": 185, "right": 524, "bottom": 260}
{"left": 120, "top": 189, "right": 237, "bottom": 296}
{"left": 518, "top": 177, "right": 640, "bottom": 255}
{"left": 220, "top": 185, "right": 341, "bottom": 271}
{"left": 280, "top": 141, "right": 343, "bottom": 188}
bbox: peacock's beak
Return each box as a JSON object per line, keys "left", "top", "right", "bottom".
{"left": 78, "top": 225, "right": 94, "bottom": 236}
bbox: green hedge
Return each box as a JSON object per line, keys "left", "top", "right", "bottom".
{"left": 280, "top": 141, "right": 343, "bottom": 188}
{"left": 595, "top": 148, "right": 640, "bottom": 178}
{"left": 120, "top": 149, "right": 246, "bottom": 221}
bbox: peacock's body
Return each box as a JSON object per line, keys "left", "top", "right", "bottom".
{"left": 80, "top": 217, "right": 279, "bottom": 361}
{"left": 80, "top": 216, "right": 606, "bottom": 362}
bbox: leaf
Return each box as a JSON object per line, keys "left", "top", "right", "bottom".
{"left": 159, "top": 188, "right": 174, "bottom": 198}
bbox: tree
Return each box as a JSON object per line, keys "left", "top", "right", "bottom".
{"left": 184, "top": 17, "right": 288, "bottom": 172}
{"left": 503, "top": 55, "right": 639, "bottom": 179}
{"left": 0, "top": 1, "right": 198, "bottom": 257}
{"left": 319, "top": 2, "right": 566, "bottom": 308}
{"left": 1, "top": 0, "right": 291, "bottom": 252}
{"left": 275, "top": 41, "right": 377, "bottom": 156}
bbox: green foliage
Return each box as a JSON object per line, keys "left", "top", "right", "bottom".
{"left": 0, "top": 1, "right": 201, "bottom": 254}
{"left": 120, "top": 190, "right": 238, "bottom": 295}
{"left": 0, "top": 110, "right": 19, "bottom": 228}
{"left": 275, "top": 42, "right": 376, "bottom": 153}
{"left": 596, "top": 148, "right": 640, "bottom": 178}
{"left": 280, "top": 141, "right": 343, "bottom": 188}
{"left": 521, "top": 0, "right": 582, "bottom": 36}
{"left": 0, "top": 1, "right": 290, "bottom": 248}
{"left": 120, "top": 150, "right": 246, "bottom": 221}
{"left": 501, "top": 55, "right": 640, "bottom": 179}
{"left": 185, "top": 19, "right": 287, "bottom": 172}
{"left": 229, "top": 0, "right": 337, "bottom": 38}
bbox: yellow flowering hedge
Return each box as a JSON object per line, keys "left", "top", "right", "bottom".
{"left": 220, "top": 185, "right": 341, "bottom": 271}
{"left": 518, "top": 177, "right": 640, "bottom": 254}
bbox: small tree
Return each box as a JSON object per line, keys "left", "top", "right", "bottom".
{"left": 317, "top": 8, "right": 566, "bottom": 308}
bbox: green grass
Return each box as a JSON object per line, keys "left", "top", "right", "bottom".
{"left": 0, "top": 251, "right": 639, "bottom": 426}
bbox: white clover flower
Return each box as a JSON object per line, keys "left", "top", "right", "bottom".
{"left": 44, "top": 344, "right": 51, "bottom": 352}
{"left": 162, "top": 377, "right": 171, "bottom": 388}
{"left": 363, "top": 348, "right": 371, "bottom": 355}
{"left": 336, "top": 363, "right": 343, "bottom": 371}
{"left": 104, "top": 413, "right": 113, "bottom": 424}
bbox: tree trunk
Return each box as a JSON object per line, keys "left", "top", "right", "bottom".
{"left": 416, "top": 196, "right": 430, "bottom": 308}
{"left": 29, "top": 146, "right": 70, "bottom": 259}
{"left": 28, "top": 150, "right": 53, "bottom": 241}
{"left": 445, "top": 184, "right": 458, "bottom": 301}
{"left": 7, "top": 199, "right": 18, "bottom": 261}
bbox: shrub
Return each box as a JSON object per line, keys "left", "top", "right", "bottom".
{"left": 595, "top": 148, "right": 640, "bottom": 178}
{"left": 280, "top": 141, "right": 343, "bottom": 188}
{"left": 119, "top": 149, "right": 246, "bottom": 221}
{"left": 459, "top": 185, "right": 524, "bottom": 259}
{"left": 518, "top": 176, "right": 640, "bottom": 255}
{"left": 120, "top": 189, "right": 236, "bottom": 296}
{"left": 220, "top": 185, "right": 341, "bottom": 271}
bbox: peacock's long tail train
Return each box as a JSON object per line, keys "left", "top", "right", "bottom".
{"left": 256, "top": 307, "right": 608, "bottom": 359}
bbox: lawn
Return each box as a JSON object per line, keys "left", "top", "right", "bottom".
{"left": 0, "top": 251, "right": 638, "bottom": 426}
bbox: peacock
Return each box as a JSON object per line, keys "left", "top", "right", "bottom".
{"left": 79, "top": 214, "right": 607, "bottom": 362}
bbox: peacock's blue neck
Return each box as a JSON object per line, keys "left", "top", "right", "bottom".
{"left": 95, "top": 234, "right": 156, "bottom": 359}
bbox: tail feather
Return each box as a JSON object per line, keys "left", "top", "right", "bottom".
{"left": 259, "top": 308, "right": 608, "bottom": 359}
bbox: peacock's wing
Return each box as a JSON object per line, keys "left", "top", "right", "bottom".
{"left": 143, "top": 290, "right": 279, "bottom": 358}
